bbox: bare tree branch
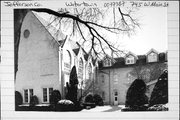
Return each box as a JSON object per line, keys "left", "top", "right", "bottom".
{"left": 31, "top": 8, "right": 139, "bottom": 58}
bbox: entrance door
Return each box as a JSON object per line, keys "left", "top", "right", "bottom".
{"left": 114, "top": 91, "right": 118, "bottom": 105}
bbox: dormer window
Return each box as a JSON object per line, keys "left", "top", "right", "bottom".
{"left": 103, "top": 59, "right": 111, "bottom": 67}
{"left": 146, "top": 49, "right": 159, "bottom": 63}
{"left": 147, "top": 52, "right": 158, "bottom": 62}
{"left": 126, "top": 55, "right": 135, "bottom": 64}
{"left": 125, "top": 52, "right": 137, "bottom": 65}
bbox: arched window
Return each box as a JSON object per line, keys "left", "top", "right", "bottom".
{"left": 78, "top": 58, "right": 83, "bottom": 81}
{"left": 87, "top": 63, "right": 92, "bottom": 80}
{"left": 64, "top": 50, "right": 71, "bottom": 86}
{"left": 64, "top": 50, "right": 71, "bottom": 72}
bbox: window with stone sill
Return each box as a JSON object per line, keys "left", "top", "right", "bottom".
{"left": 24, "top": 89, "right": 33, "bottom": 103}
{"left": 43, "top": 87, "right": 53, "bottom": 103}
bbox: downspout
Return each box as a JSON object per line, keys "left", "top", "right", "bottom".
{"left": 92, "top": 67, "right": 95, "bottom": 94}
{"left": 59, "top": 47, "right": 64, "bottom": 98}
{"left": 109, "top": 70, "right": 111, "bottom": 105}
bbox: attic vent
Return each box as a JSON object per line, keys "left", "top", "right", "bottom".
{"left": 23, "top": 29, "right": 30, "bottom": 38}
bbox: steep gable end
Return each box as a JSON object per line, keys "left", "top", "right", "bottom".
{"left": 125, "top": 52, "right": 137, "bottom": 65}
{"left": 146, "top": 48, "right": 159, "bottom": 63}
{"left": 18, "top": 11, "right": 60, "bottom": 63}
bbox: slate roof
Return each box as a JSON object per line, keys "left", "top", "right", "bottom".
{"left": 99, "top": 52, "right": 167, "bottom": 69}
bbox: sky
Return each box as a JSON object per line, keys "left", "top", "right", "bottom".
{"left": 36, "top": 7, "right": 168, "bottom": 55}
{"left": 119, "top": 7, "right": 168, "bottom": 55}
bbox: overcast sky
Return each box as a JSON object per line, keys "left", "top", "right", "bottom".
{"left": 120, "top": 7, "right": 168, "bottom": 55}
{"left": 36, "top": 7, "right": 168, "bottom": 55}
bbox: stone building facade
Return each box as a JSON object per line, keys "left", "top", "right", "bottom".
{"left": 98, "top": 49, "right": 167, "bottom": 105}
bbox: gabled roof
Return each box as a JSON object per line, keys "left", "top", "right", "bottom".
{"left": 146, "top": 48, "right": 159, "bottom": 55}
{"left": 125, "top": 51, "right": 138, "bottom": 59}
{"left": 99, "top": 52, "right": 167, "bottom": 69}
{"left": 73, "top": 48, "right": 80, "bottom": 55}
{"left": 69, "top": 40, "right": 79, "bottom": 49}
{"left": 58, "top": 40, "right": 66, "bottom": 47}
{"left": 58, "top": 36, "right": 68, "bottom": 48}
{"left": 92, "top": 57, "right": 98, "bottom": 66}
{"left": 32, "top": 11, "right": 91, "bottom": 60}
{"left": 84, "top": 54, "right": 89, "bottom": 61}
{"left": 32, "top": 11, "right": 66, "bottom": 41}
{"left": 68, "top": 39, "right": 89, "bottom": 58}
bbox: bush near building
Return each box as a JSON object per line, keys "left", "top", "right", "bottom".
{"left": 50, "top": 90, "right": 61, "bottom": 106}
{"left": 149, "top": 70, "right": 168, "bottom": 107}
{"left": 123, "top": 79, "right": 148, "bottom": 111}
{"left": 55, "top": 99, "right": 75, "bottom": 111}
{"left": 15, "top": 91, "right": 23, "bottom": 110}
{"left": 147, "top": 104, "right": 168, "bottom": 111}
{"left": 85, "top": 94, "right": 94, "bottom": 103}
{"left": 66, "top": 66, "right": 79, "bottom": 104}
{"left": 29, "top": 95, "right": 39, "bottom": 106}
{"left": 93, "top": 94, "right": 104, "bottom": 106}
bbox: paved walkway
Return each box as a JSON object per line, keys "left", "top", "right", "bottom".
{"left": 81, "top": 105, "right": 125, "bottom": 112}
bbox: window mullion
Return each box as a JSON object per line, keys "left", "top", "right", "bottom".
{"left": 47, "top": 88, "right": 49, "bottom": 103}
{"left": 28, "top": 89, "right": 30, "bottom": 103}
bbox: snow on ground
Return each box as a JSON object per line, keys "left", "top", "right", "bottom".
{"left": 81, "top": 105, "right": 125, "bottom": 112}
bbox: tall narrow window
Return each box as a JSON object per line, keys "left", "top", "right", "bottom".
{"left": 29, "top": 89, "right": 33, "bottom": 97}
{"left": 43, "top": 88, "right": 48, "bottom": 102}
{"left": 78, "top": 58, "right": 83, "bottom": 81}
{"left": 64, "top": 50, "right": 71, "bottom": 86}
{"left": 24, "top": 89, "right": 33, "bottom": 103}
{"left": 49, "top": 88, "right": 53, "bottom": 99}
{"left": 64, "top": 50, "right": 71, "bottom": 73}
{"left": 43, "top": 87, "right": 53, "bottom": 103}
{"left": 88, "top": 63, "right": 92, "bottom": 80}
{"left": 24, "top": 89, "right": 28, "bottom": 103}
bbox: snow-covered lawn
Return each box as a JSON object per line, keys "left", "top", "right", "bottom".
{"left": 81, "top": 105, "right": 125, "bottom": 112}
